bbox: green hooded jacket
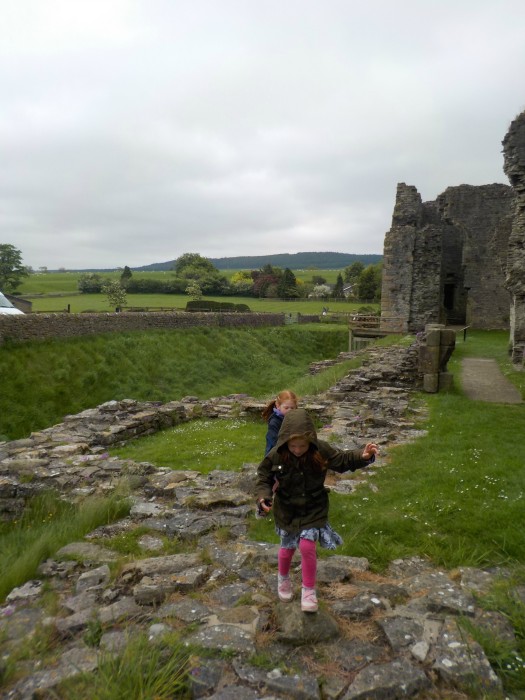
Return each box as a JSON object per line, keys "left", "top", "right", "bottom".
{"left": 255, "top": 408, "right": 372, "bottom": 533}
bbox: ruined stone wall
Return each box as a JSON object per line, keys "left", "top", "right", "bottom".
{"left": 436, "top": 184, "right": 513, "bottom": 329}
{"left": 0, "top": 311, "right": 288, "bottom": 345}
{"left": 381, "top": 182, "right": 514, "bottom": 333}
{"left": 503, "top": 110, "right": 525, "bottom": 359}
{"left": 408, "top": 204, "right": 444, "bottom": 331}
{"left": 379, "top": 184, "right": 420, "bottom": 332}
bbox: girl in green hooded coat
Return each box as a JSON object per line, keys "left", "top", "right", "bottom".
{"left": 255, "top": 408, "right": 378, "bottom": 612}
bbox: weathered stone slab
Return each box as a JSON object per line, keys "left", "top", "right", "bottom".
{"left": 185, "top": 624, "right": 256, "bottom": 655}
{"left": 120, "top": 552, "right": 201, "bottom": 579}
{"left": 55, "top": 542, "right": 119, "bottom": 563}
{"left": 342, "top": 658, "right": 431, "bottom": 699}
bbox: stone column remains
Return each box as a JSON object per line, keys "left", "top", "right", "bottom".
{"left": 418, "top": 324, "right": 456, "bottom": 392}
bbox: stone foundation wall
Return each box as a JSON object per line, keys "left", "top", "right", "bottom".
{"left": 0, "top": 311, "right": 291, "bottom": 345}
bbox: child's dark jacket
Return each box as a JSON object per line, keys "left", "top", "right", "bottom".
{"left": 255, "top": 409, "right": 373, "bottom": 534}
{"left": 264, "top": 411, "right": 283, "bottom": 455}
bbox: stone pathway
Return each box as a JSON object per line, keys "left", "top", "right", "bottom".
{"left": 460, "top": 358, "right": 523, "bottom": 404}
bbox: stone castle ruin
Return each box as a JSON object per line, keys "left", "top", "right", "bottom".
{"left": 380, "top": 108, "right": 525, "bottom": 364}
{"left": 380, "top": 182, "right": 514, "bottom": 333}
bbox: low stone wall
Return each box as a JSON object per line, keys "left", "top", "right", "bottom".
{"left": 0, "top": 311, "right": 289, "bottom": 345}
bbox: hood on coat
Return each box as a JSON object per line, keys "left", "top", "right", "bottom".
{"left": 275, "top": 408, "right": 318, "bottom": 451}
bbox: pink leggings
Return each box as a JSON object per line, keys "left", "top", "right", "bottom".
{"left": 278, "top": 538, "right": 317, "bottom": 589}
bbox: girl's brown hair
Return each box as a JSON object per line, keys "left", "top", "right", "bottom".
{"left": 261, "top": 389, "right": 298, "bottom": 421}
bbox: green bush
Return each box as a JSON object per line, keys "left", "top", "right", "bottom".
{"left": 185, "top": 300, "right": 251, "bottom": 312}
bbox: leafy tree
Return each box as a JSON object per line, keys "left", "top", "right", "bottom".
{"left": 311, "top": 275, "right": 327, "bottom": 285}
{"left": 173, "top": 253, "right": 217, "bottom": 276}
{"left": 309, "top": 284, "right": 332, "bottom": 298}
{"left": 356, "top": 263, "right": 382, "bottom": 301}
{"left": 185, "top": 281, "right": 202, "bottom": 300}
{"left": 120, "top": 266, "right": 133, "bottom": 284}
{"left": 344, "top": 261, "right": 365, "bottom": 284}
{"left": 78, "top": 273, "right": 104, "bottom": 293}
{"left": 230, "top": 271, "right": 254, "bottom": 296}
{"left": 0, "top": 244, "right": 29, "bottom": 292}
{"left": 332, "top": 273, "right": 344, "bottom": 298}
{"left": 102, "top": 280, "right": 127, "bottom": 310}
{"left": 199, "top": 273, "right": 231, "bottom": 296}
{"left": 173, "top": 253, "right": 229, "bottom": 294}
{"left": 251, "top": 264, "right": 285, "bottom": 298}
{"left": 277, "top": 268, "right": 299, "bottom": 299}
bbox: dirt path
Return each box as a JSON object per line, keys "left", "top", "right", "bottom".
{"left": 460, "top": 357, "right": 523, "bottom": 403}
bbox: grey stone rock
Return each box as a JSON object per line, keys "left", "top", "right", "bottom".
{"left": 276, "top": 604, "right": 340, "bottom": 645}
{"left": 208, "top": 582, "right": 252, "bottom": 606}
{"left": 409, "top": 640, "right": 429, "bottom": 662}
{"left": 317, "top": 638, "right": 385, "bottom": 673}
{"left": 0, "top": 605, "right": 44, "bottom": 642}
{"left": 120, "top": 552, "right": 201, "bottom": 579}
{"left": 75, "top": 564, "right": 111, "bottom": 593}
{"left": 137, "top": 534, "right": 164, "bottom": 551}
{"left": 6, "top": 646, "right": 98, "bottom": 699}
{"left": 98, "top": 596, "right": 145, "bottom": 624}
{"left": 331, "top": 592, "right": 384, "bottom": 620}
{"left": 342, "top": 658, "right": 431, "bottom": 699}
{"left": 54, "top": 607, "right": 96, "bottom": 637}
{"left": 129, "top": 501, "right": 165, "bottom": 518}
{"left": 133, "top": 565, "right": 208, "bottom": 603}
{"left": 432, "top": 618, "right": 503, "bottom": 695}
{"left": 377, "top": 616, "right": 424, "bottom": 650}
{"left": 189, "top": 658, "right": 229, "bottom": 698}
{"left": 185, "top": 624, "right": 256, "bottom": 654}
{"left": 157, "top": 598, "right": 211, "bottom": 622}
{"left": 6, "top": 580, "right": 43, "bottom": 602}
{"left": 55, "top": 542, "right": 119, "bottom": 563}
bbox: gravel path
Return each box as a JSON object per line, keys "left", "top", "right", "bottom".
{"left": 460, "top": 357, "right": 523, "bottom": 403}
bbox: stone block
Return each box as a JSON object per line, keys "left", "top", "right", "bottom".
{"left": 424, "top": 324, "right": 444, "bottom": 345}
{"left": 423, "top": 374, "right": 439, "bottom": 393}
{"left": 419, "top": 345, "right": 440, "bottom": 373}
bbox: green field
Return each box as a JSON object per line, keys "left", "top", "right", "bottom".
{"left": 14, "top": 271, "right": 376, "bottom": 315}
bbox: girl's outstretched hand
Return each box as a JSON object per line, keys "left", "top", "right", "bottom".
{"left": 257, "top": 498, "right": 273, "bottom": 516}
{"left": 362, "top": 443, "right": 379, "bottom": 460}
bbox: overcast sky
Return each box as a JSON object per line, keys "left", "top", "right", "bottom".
{"left": 2, "top": 0, "right": 525, "bottom": 271}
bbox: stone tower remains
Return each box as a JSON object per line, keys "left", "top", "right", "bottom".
{"left": 380, "top": 182, "right": 514, "bottom": 334}
{"left": 502, "top": 110, "right": 525, "bottom": 362}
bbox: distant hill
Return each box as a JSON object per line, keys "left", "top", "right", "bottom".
{"left": 135, "top": 251, "right": 382, "bottom": 272}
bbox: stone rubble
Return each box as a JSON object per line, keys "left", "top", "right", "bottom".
{"left": 0, "top": 341, "right": 520, "bottom": 699}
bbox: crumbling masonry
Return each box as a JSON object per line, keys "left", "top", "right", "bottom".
{"left": 502, "top": 110, "right": 525, "bottom": 362}
{"left": 380, "top": 182, "right": 514, "bottom": 334}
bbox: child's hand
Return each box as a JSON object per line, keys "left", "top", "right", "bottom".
{"left": 258, "top": 498, "right": 273, "bottom": 515}
{"left": 362, "top": 443, "right": 379, "bottom": 460}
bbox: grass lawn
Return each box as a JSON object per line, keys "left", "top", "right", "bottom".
{"left": 24, "top": 292, "right": 373, "bottom": 315}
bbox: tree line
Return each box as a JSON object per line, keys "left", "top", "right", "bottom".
{"left": 78, "top": 253, "right": 382, "bottom": 303}
{"left": 0, "top": 246, "right": 382, "bottom": 305}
